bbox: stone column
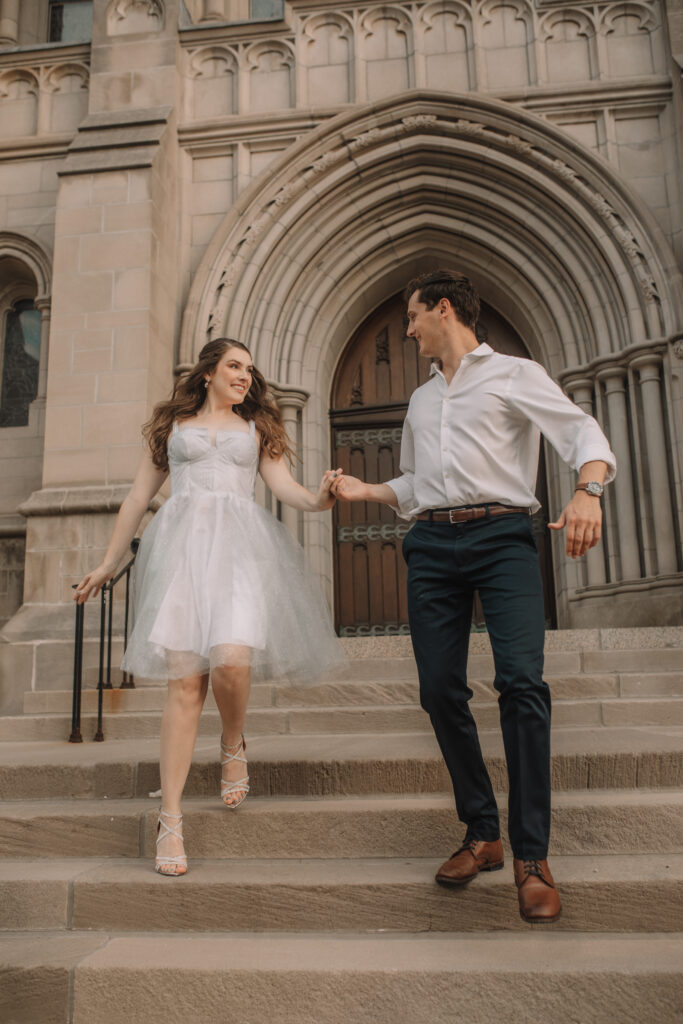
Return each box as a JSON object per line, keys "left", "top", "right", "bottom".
{"left": 270, "top": 384, "right": 309, "bottom": 540}
{"left": 631, "top": 354, "right": 678, "bottom": 575}
{"left": 596, "top": 366, "right": 641, "bottom": 580}
{"left": 0, "top": 0, "right": 20, "bottom": 46}
{"left": 565, "top": 378, "right": 606, "bottom": 586}
{"left": 33, "top": 296, "right": 51, "bottom": 403}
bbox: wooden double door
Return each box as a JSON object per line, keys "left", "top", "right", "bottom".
{"left": 330, "top": 293, "right": 557, "bottom": 636}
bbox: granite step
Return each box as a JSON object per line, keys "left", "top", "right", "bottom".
{"left": 5, "top": 694, "right": 683, "bottom": 741}
{"left": 2, "top": 931, "right": 682, "bottom": 1024}
{"left": 1, "top": 789, "right": 682, "bottom": 861}
{"left": 2, "top": 853, "right": 682, "bottom": 934}
{"left": 21, "top": 670, "right": 683, "bottom": 715}
{"left": 0, "top": 728, "right": 681, "bottom": 801}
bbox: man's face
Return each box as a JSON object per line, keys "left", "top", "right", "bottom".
{"left": 406, "top": 290, "right": 443, "bottom": 358}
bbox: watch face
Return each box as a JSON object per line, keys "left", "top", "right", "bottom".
{"left": 586, "top": 482, "right": 603, "bottom": 496}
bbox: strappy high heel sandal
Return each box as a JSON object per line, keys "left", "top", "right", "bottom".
{"left": 155, "top": 809, "right": 187, "bottom": 876}
{"left": 220, "top": 735, "right": 250, "bottom": 809}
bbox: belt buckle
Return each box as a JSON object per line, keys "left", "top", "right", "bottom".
{"left": 448, "top": 508, "right": 459, "bottom": 524}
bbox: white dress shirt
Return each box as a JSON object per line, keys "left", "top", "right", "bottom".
{"left": 385, "top": 344, "right": 616, "bottom": 518}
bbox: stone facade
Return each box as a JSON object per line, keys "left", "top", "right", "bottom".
{"left": 0, "top": 0, "right": 682, "bottom": 708}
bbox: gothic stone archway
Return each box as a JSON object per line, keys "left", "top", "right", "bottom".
{"left": 180, "top": 90, "right": 683, "bottom": 626}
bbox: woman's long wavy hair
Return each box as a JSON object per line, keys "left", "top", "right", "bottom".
{"left": 143, "top": 338, "right": 295, "bottom": 471}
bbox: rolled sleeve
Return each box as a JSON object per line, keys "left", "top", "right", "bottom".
{"left": 384, "top": 409, "right": 419, "bottom": 519}
{"left": 384, "top": 473, "right": 418, "bottom": 519}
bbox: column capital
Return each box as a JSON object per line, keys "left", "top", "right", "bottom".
{"left": 630, "top": 352, "right": 662, "bottom": 381}
{"left": 564, "top": 376, "right": 594, "bottom": 396}
{"left": 596, "top": 365, "right": 627, "bottom": 391}
{"left": 34, "top": 296, "right": 51, "bottom": 315}
{"left": 269, "top": 383, "right": 310, "bottom": 411}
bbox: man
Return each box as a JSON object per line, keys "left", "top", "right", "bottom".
{"left": 331, "top": 270, "right": 616, "bottom": 923}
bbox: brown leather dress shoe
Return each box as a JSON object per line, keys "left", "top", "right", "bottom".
{"left": 514, "top": 858, "right": 562, "bottom": 922}
{"left": 435, "top": 838, "right": 505, "bottom": 886}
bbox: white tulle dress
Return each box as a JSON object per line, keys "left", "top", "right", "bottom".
{"left": 121, "top": 421, "right": 345, "bottom": 683}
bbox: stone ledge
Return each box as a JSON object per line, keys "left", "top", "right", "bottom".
{"left": 19, "top": 486, "right": 162, "bottom": 518}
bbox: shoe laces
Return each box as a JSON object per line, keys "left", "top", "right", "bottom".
{"left": 521, "top": 859, "right": 547, "bottom": 881}
{"left": 452, "top": 837, "right": 479, "bottom": 857}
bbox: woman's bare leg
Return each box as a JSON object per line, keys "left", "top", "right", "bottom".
{"left": 211, "top": 657, "right": 251, "bottom": 805}
{"left": 157, "top": 671, "right": 208, "bottom": 868}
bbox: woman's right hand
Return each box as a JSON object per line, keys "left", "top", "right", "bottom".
{"left": 73, "top": 563, "right": 116, "bottom": 605}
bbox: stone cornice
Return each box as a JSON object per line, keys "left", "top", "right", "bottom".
{"left": 557, "top": 337, "right": 670, "bottom": 383}
{"left": 0, "top": 42, "right": 90, "bottom": 70}
{"left": 19, "top": 486, "right": 162, "bottom": 518}
{"left": 177, "top": 80, "right": 672, "bottom": 149}
{"left": 0, "top": 134, "right": 73, "bottom": 163}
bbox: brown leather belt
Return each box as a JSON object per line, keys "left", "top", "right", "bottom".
{"left": 416, "top": 504, "right": 530, "bottom": 524}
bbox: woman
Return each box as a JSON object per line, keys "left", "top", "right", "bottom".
{"left": 74, "top": 338, "right": 344, "bottom": 877}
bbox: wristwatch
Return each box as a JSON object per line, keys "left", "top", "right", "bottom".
{"left": 575, "top": 481, "right": 604, "bottom": 497}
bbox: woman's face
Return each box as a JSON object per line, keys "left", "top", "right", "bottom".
{"left": 207, "top": 346, "right": 253, "bottom": 405}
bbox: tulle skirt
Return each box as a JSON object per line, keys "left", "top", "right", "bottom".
{"left": 121, "top": 491, "right": 345, "bottom": 683}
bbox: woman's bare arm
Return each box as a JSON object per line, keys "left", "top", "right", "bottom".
{"left": 258, "top": 454, "right": 340, "bottom": 512}
{"left": 74, "top": 449, "right": 168, "bottom": 603}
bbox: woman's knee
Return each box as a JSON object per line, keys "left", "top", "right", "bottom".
{"left": 167, "top": 674, "right": 207, "bottom": 709}
{"left": 211, "top": 663, "right": 250, "bottom": 692}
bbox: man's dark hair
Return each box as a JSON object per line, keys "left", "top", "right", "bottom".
{"left": 404, "top": 270, "right": 480, "bottom": 329}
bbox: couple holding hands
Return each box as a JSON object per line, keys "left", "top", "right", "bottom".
{"left": 76, "top": 269, "right": 615, "bottom": 925}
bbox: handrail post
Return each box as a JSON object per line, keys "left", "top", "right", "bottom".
{"left": 69, "top": 599, "right": 84, "bottom": 743}
{"left": 105, "top": 580, "right": 114, "bottom": 689}
{"left": 120, "top": 565, "right": 135, "bottom": 689}
{"left": 75, "top": 539, "right": 138, "bottom": 741}
{"left": 93, "top": 588, "right": 107, "bottom": 742}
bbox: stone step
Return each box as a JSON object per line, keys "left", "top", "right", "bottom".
{"left": 2, "top": 931, "right": 682, "bottom": 1024}
{"left": 21, "top": 671, "right": 683, "bottom": 716}
{"left": 0, "top": 728, "right": 681, "bottom": 800}
{"left": 11, "top": 628, "right": 683, "bottom": 694}
{"left": 1, "top": 789, "right": 682, "bottom": 862}
{"left": 2, "top": 853, "right": 682, "bottom": 935}
{"left": 5, "top": 693, "right": 683, "bottom": 741}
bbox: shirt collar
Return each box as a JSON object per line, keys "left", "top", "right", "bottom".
{"left": 429, "top": 343, "right": 493, "bottom": 377}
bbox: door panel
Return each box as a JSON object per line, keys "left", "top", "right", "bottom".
{"left": 330, "top": 294, "right": 557, "bottom": 636}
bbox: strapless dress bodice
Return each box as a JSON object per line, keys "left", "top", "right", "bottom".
{"left": 167, "top": 424, "right": 258, "bottom": 501}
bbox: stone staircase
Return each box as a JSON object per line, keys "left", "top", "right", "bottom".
{"left": 1, "top": 628, "right": 682, "bottom": 1023}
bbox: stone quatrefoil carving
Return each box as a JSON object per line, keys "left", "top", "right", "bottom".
{"left": 207, "top": 110, "right": 661, "bottom": 336}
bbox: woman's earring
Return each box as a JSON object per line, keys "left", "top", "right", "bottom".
{"left": 204, "top": 379, "right": 209, "bottom": 389}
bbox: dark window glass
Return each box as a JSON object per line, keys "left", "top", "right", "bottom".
{"left": 251, "top": 0, "right": 284, "bottom": 20}
{"left": 0, "top": 300, "right": 41, "bottom": 428}
{"left": 48, "top": 1, "right": 93, "bottom": 44}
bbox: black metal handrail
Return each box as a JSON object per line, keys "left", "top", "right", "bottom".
{"left": 69, "top": 539, "right": 139, "bottom": 743}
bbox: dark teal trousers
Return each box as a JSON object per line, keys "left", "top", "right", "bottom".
{"left": 403, "top": 511, "right": 551, "bottom": 859}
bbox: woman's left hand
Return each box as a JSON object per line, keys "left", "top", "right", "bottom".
{"left": 315, "top": 469, "right": 343, "bottom": 510}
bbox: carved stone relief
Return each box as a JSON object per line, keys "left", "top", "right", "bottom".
{"left": 107, "top": 0, "right": 164, "bottom": 36}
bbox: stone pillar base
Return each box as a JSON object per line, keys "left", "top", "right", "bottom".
{"left": 567, "top": 575, "right": 683, "bottom": 628}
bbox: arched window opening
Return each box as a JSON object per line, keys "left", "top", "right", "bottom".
{"left": 0, "top": 298, "right": 41, "bottom": 427}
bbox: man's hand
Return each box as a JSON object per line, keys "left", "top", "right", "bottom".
{"left": 331, "top": 473, "right": 369, "bottom": 502}
{"left": 548, "top": 490, "right": 602, "bottom": 558}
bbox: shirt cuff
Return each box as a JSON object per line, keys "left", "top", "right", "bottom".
{"left": 383, "top": 475, "right": 417, "bottom": 520}
{"left": 575, "top": 446, "right": 617, "bottom": 484}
